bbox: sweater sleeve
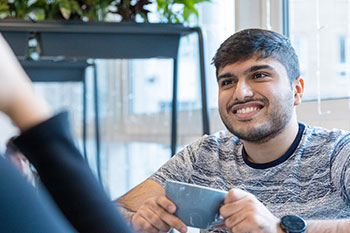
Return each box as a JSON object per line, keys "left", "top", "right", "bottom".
{"left": 0, "top": 156, "right": 77, "bottom": 233}
{"left": 149, "top": 135, "right": 207, "bottom": 187}
{"left": 330, "top": 133, "right": 350, "bottom": 207}
{"left": 14, "top": 112, "right": 134, "bottom": 233}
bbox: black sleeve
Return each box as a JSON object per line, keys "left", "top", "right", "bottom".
{"left": 14, "top": 112, "right": 134, "bottom": 233}
{"left": 0, "top": 156, "right": 77, "bottom": 233}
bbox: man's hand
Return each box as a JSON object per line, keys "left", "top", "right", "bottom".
{"left": 131, "top": 195, "right": 187, "bottom": 233}
{"left": 219, "top": 188, "right": 283, "bottom": 233}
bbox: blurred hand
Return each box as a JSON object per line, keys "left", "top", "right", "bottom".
{"left": 0, "top": 34, "right": 51, "bottom": 130}
{"left": 131, "top": 195, "right": 187, "bottom": 233}
{"left": 219, "top": 188, "right": 282, "bottom": 233}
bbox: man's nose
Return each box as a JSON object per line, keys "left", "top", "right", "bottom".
{"left": 234, "top": 80, "right": 254, "bottom": 101}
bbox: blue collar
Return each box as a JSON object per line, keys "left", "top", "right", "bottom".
{"left": 242, "top": 123, "right": 305, "bottom": 169}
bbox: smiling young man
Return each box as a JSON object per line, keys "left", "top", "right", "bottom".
{"left": 117, "top": 29, "right": 350, "bottom": 233}
{"left": 217, "top": 56, "right": 301, "bottom": 164}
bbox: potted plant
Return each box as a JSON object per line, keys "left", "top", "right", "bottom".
{"left": 0, "top": 0, "right": 209, "bottom": 22}
{"left": 0, "top": 0, "right": 209, "bottom": 58}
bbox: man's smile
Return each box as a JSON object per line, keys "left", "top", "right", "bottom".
{"left": 228, "top": 101, "right": 266, "bottom": 121}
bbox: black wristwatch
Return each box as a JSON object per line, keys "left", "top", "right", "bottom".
{"left": 280, "top": 215, "right": 307, "bottom": 233}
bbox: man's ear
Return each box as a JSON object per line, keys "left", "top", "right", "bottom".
{"left": 293, "top": 77, "right": 304, "bottom": 106}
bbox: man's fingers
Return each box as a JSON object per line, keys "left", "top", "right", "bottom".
{"left": 139, "top": 206, "right": 171, "bottom": 232}
{"left": 224, "top": 188, "right": 253, "bottom": 204}
{"left": 133, "top": 196, "right": 188, "bottom": 233}
{"left": 223, "top": 206, "right": 253, "bottom": 229}
{"left": 156, "top": 195, "right": 177, "bottom": 213}
{"left": 220, "top": 197, "right": 249, "bottom": 218}
{"left": 132, "top": 213, "right": 160, "bottom": 233}
{"left": 228, "top": 213, "right": 267, "bottom": 233}
{"left": 220, "top": 188, "right": 259, "bottom": 228}
{"left": 154, "top": 207, "right": 187, "bottom": 233}
{"left": 155, "top": 196, "right": 187, "bottom": 233}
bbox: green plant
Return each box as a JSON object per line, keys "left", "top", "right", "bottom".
{"left": 0, "top": 0, "right": 209, "bottom": 24}
{"left": 156, "top": 0, "right": 210, "bottom": 24}
{"left": 32, "top": 0, "right": 83, "bottom": 20}
{"left": 0, "top": 0, "right": 37, "bottom": 19}
{"left": 112, "top": 0, "right": 151, "bottom": 22}
{"left": 0, "top": 0, "right": 151, "bottom": 21}
{"left": 0, "top": 0, "right": 84, "bottom": 20}
{"left": 79, "top": 0, "right": 115, "bottom": 21}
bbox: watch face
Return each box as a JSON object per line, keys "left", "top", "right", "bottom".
{"left": 281, "top": 215, "right": 306, "bottom": 232}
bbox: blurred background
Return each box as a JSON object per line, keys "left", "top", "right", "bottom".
{"left": 1, "top": 1, "right": 350, "bottom": 216}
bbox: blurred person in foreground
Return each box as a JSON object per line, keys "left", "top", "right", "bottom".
{"left": 0, "top": 33, "right": 134, "bottom": 233}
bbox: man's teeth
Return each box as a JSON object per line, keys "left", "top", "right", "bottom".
{"left": 236, "top": 107, "right": 259, "bottom": 114}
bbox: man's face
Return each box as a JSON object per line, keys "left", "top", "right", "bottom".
{"left": 217, "top": 56, "right": 298, "bottom": 144}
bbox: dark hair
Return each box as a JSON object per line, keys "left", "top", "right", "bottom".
{"left": 212, "top": 28, "right": 300, "bottom": 83}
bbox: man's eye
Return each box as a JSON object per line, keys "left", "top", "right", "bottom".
{"left": 253, "top": 73, "right": 267, "bottom": 79}
{"left": 221, "top": 80, "right": 232, "bottom": 86}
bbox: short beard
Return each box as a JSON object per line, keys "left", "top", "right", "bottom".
{"left": 221, "top": 93, "right": 294, "bottom": 144}
{"left": 224, "top": 117, "right": 290, "bottom": 144}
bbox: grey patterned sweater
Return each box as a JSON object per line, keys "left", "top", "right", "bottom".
{"left": 150, "top": 123, "right": 350, "bottom": 233}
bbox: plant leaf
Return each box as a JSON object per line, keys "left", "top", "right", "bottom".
{"left": 183, "top": 6, "right": 190, "bottom": 22}
{"left": 0, "top": 3, "right": 9, "bottom": 12}
{"left": 58, "top": 1, "right": 71, "bottom": 19}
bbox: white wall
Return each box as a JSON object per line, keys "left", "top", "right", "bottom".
{"left": 297, "top": 99, "right": 350, "bottom": 130}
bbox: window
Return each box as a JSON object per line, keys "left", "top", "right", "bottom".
{"left": 289, "top": 0, "right": 350, "bottom": 99}
{"left": 290, "top": 34, "right": 308, "bottom": 79}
